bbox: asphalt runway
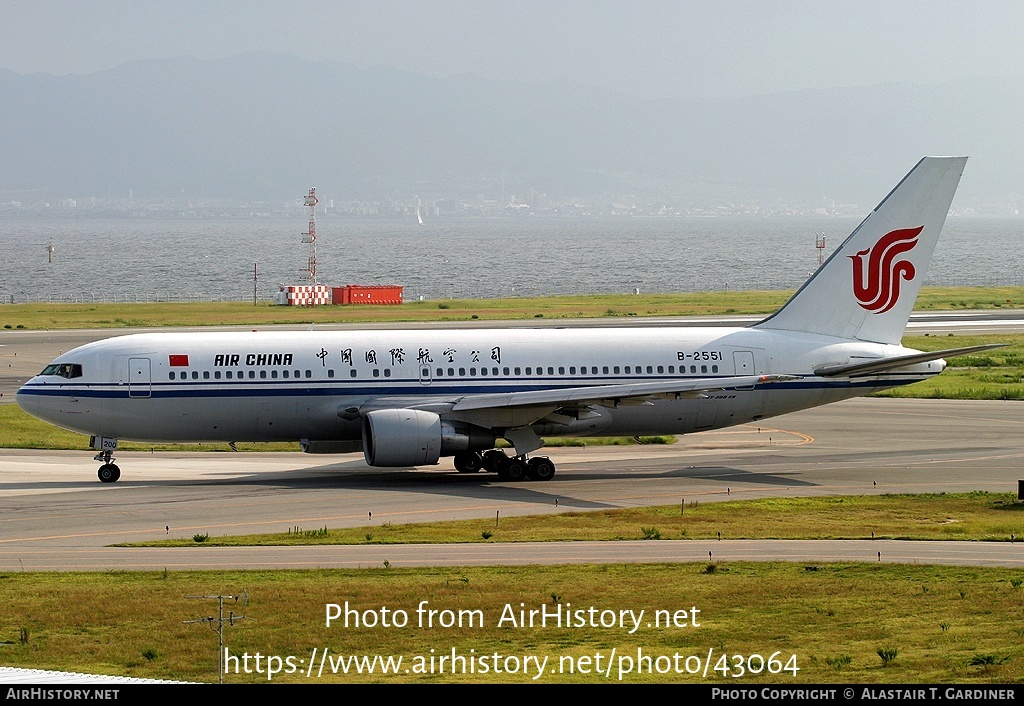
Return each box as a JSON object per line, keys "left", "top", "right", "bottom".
{"left": 2, "top": 396, "right": 1023, "bottom": 571}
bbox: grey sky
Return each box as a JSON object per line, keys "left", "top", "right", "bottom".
{"left": 5, "top": 1, "right": 1024, "bottom": 99}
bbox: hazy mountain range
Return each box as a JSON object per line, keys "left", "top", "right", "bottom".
{"left": 1, "top": 52, "right": 1021, "bottom": 208}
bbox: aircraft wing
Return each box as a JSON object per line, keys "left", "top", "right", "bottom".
{"left": 352, "top": 374, "right": 797, "bottom": 457}
{"left": 352, "top": 374, "right": 796, "bottom": 417}
{"left": 449, "top": 374, "right": 797, "bottom": 411}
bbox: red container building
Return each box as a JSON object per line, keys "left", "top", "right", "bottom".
{"left": 331, "top": 285, "right": 404, "bottom": 305}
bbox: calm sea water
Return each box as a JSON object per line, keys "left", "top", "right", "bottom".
{"left": 1, "top": 216, "right": 1022, "bottom": 303}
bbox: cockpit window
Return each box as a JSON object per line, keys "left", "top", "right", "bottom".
{"left": 40, "top": 363, "right": 83, "bottom": 379}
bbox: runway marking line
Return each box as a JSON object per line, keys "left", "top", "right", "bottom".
{"left": 676, "top": 425, "right": 814, "bottom": 446}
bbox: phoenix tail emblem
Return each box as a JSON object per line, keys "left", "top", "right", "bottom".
{"left": 849, "top": 226, "right": 923, "bottom": 314}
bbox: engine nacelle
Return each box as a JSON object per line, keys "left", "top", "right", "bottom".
{"left": 363, "top": 409, "right": 442, "bottom": 466}
{"left": 362, "top": 409, "right": 496, "bottom": 467}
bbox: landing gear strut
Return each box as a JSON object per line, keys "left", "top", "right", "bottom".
{"left": 93, "top": 449, "right": 121, "bottom": 483}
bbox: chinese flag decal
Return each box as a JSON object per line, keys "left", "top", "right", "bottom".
{"left": 169, "top": 354, "right": 189, "bottom": 366}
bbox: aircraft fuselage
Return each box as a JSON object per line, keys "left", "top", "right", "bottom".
{"left": 15, "top": 326, "right": 938, "bottom": 444}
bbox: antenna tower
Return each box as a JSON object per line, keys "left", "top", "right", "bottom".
{"left": 815, "top": 233, "right": 827, "bottom": 268}
{"left": 301, "top": 188, "right": 319, "bottom": 283}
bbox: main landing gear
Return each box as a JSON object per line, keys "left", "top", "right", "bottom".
{"left": 93, "top": 449, "right": 121, "bottom": 483}
{"left": 453, "top": 449, "right": 556, "bottom": 481}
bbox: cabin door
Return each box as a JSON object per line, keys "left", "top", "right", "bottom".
{"left": 128, "top": 358, "right": 151, "bottom": 398}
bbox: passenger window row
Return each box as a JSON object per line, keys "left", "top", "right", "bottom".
{"left": 429, "top": 364, "right": 720, "bottom": 377}
{"left": 169, "top": 369, "right": 315, "bottom": 380}
{"left": 166, "top": 363, "right": 721, "bottom": 381}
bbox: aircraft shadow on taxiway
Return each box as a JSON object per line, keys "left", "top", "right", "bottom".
{"left": 657, "top": 463, "right": 816, "bottom": 488}
{"left": 0, "top": 456, "right": 817, "bottom": 514}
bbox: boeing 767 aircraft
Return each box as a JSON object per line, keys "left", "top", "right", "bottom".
{"left": 17, "top": 157, "right": 998, "bottom": 483}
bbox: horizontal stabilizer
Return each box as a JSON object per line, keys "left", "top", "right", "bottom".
{"left": 814, "top": 344, "right": 1006, "bottom": 378}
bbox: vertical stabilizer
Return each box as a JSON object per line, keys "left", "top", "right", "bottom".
{"left": 755, "top": 156, "right": 967, "bottom": 345}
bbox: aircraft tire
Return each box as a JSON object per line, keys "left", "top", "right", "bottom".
{"left": 501, "top": 458, "right": 527, "bottom": 482}
{"left": 98, "top": 463, "right": 121, "bottom": 483}
{"left": 526, "top": 457, "right": 555, "bottom": 481}
{"left": 481, "top": 449, "right": 507, "bottom": 473}
{"left": 454, "top": 451, "right": 483, "bottom": 473}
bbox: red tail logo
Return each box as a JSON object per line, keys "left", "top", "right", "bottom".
{"left": 849, "top": 226, "right": 923, "bottom": 314}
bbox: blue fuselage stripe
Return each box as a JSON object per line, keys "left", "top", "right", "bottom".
{"left": 16, "top": 376, "right": 932, "bottom": 400}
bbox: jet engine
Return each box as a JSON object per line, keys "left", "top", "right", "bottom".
{"left": 362, "top": 409, "right": 495, "bottom": 467}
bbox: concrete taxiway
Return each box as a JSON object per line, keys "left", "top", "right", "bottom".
{"left": 1, "top": 397, "right": 1022, "bottom": 571}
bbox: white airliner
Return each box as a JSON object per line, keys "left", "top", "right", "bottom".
{"left": 16, "top": 157, "right": 999, "bottom": 483}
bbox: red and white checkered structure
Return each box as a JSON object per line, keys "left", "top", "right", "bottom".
{"left": 273, "top": 284, "right": 332, "bottom": 306}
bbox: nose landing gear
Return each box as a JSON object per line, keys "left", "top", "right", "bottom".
{"left": 93, "top": 449, "right": 121, "bottom": 483}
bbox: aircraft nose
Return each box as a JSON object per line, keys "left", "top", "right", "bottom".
{"left": 14, "top": 383, "right": 37, "bottom": 416}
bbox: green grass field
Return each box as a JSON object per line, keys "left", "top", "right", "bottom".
{"left": 2, "top": 285, "right": 1024, "bottom": 329}
{"left": 2, "top": 562, "right": 1023, "bottom": 683}
{"left": 5, "top": 494, "right": 1024, "bottom": 683}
